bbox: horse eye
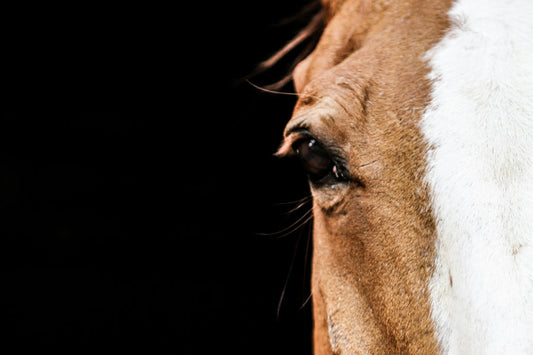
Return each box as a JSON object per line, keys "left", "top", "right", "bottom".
{"left": 292, "top": 137, "right": 342, "bottom": 184}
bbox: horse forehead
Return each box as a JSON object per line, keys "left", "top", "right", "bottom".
{"left": 293, "top": 0, "right": 381, "bottom": 89}
{"left": 294, "top": 0, "right": 448, "bottom": 102}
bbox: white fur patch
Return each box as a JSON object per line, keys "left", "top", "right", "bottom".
{"left": 421, "top": 0, "right": 533, "bottom": 353}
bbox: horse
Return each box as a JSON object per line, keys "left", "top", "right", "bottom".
{"left": 273, "top": 0, "right": 533, "bottom": 353}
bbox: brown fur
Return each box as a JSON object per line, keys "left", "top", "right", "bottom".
{"left": 279, "top": 0, "right": 454, "bottom": 353}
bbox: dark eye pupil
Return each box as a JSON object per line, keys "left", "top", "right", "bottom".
{"left": 293, "top": 138, "right": 333, "bottom": 180}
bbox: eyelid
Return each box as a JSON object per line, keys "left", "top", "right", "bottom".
{"left": 278, "top": 127, "right": 348, "bottom": 163}
{"left": 283, "top": 115, "right": 310, "bottom": 137}
{"left": 276, "top": 128, "right": 315, "bottom": 157}
{"left": 280, "top": 129, "right": 350, "bottom": 174}
{"left": 276, "top": 132, "right": 303, "bottom": 158}
{"left": 293, "top": 129, "right": 348, "bottom": 166}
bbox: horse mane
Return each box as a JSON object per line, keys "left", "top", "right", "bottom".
{"left": 249, "top": 1, "right": 325, "bottom": 90}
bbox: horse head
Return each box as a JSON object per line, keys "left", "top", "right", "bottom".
{"left": 277, "top": 0, "right": 533, "bottom": 353}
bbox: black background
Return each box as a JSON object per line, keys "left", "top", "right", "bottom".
{"left": 3, "top": 1, "right": 320, "bottom": 353}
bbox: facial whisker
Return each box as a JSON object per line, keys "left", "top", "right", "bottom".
{"left": 300, "top": 291, "right": 313, "bottom": 311}
{"left": 276, "top": 214, "right": 314, "bottom": 319}
{"left": 275, "top": 195, "right": 313, "bottom": 206}
{"left": 257, "top": 207, "right": 314, "bottom": 239}
{"left": 287, "top": 198, "right": 313, "bottom": 214}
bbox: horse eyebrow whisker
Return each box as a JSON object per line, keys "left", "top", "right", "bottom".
{"left": 246, "top": 79, "right": 301, "bottom": 97}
